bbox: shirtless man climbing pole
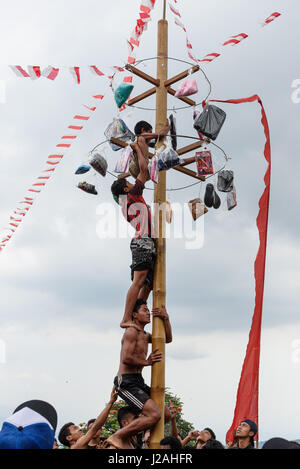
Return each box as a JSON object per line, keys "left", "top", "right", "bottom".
{"left": 106, "top": 299, "right": 172, "bottom": 449}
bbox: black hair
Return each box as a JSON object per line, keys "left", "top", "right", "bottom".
{"left": 134, "top": 120, "right": 152, "bottom": 136}
{"left": 202, "top": 439, "right": 224, "bottom": 449}
{"left": 111, "top": 178, "right": 128, "bottom": 203}
{"left": 132, "top": 299, "right": 147, "bottom": 320}
{"left": 87, "top": 418, "right": 96, "bottom": 427}
{"left": 58, "top": 422, "right": 74, "bottom": 448}
{"left": 204, "top": 427, "right": 216, "bottom": 440}
{"left": 160, "top": 436, "right": 182, "bottom": 450}
{"left": 117, "top": 406, "right": 138, "bottom": 428}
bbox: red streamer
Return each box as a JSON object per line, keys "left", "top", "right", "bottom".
{"left": 208, "top": 95, "right": 271, "bottom": 443}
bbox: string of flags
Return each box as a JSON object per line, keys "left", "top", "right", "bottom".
{"left": 0, "top": 1, "right": 158, "bottom": 253}
{"left": 168, "top": 1, "right": 281, "bottom": 64}
{"left": 0, "top": 95, "right": 105, "bottom": 252}
{"left": 9, "top": 1, "right": 157, "bottom": 84}
{"left": 9, "top": 4, "right": 281, "bottom": 82}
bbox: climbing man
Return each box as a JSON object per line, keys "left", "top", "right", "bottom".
{"left": 106, "top": 300, "right": 172, "bottom": 449}
{"left": 111, "top": 121, "right": 169, "bottom": 329}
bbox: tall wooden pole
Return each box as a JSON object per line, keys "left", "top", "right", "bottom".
{"left": 150, "top": 0, "right": 168, "bottom": 450}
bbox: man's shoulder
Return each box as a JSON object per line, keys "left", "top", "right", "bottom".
{"left": 129, "top": 178, "right": 145, "bottom": 197}
{"left": 123, "top": 326, "right": 140, "bottom": 338}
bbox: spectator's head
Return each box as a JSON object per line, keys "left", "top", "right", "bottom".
{"left": 87, "top": 418, "right": 96, "bottom": 430}
{"left": 160, "top": 436, "right": 182, "bottom": 450}
{"left": 132, "top": 299, "right": 150, "bottom": 324}
{"left": 196, "top": 427, "right": 216, "bottom": 448}
{"left": 134, "top": 121, "right": 152, "bottom": 136}
{"left": 0, "top": 399, "right": 57, "bottom": 450}
{"left": 142, "top": 429, "right": 151, "bottom": 449}
{"left": 201, "top": 439, "right": 224, "bottom": 449}
{"left": 262, "top": 438, "right": 300, "bottom": 449}
{"left": 58, "top": 422, "right": 83, "bottom": 448}
{"left": 117, "top": 406, "right": 139, "bottom": 428}
{"left": 236, "top": 419, "right": 257, "bottom": 447}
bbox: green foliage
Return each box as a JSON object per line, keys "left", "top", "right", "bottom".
{"left": 164, "top": 388, "right": 194, "bottom": 440}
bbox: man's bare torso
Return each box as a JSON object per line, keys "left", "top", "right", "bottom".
{"left": 117, "top": 328, "right": 151, "bottom": 375}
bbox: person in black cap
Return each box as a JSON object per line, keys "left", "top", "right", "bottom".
{"left": 229, "top": 419, "right": 257, "bottom": 449}
{"left": 262, "top": 437, "right": 300, "bottom": 449}
{"left": 0, "top": 399, "right": 57, "bottom": 450}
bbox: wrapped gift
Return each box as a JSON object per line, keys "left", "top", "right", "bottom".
{"left": 188, "top": 198, "right": 208, "bottom": 220}
{"left": 195, "top": 151, "right": 214, "bottom": 176}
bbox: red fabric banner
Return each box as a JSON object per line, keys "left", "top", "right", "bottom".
{"left": 208, "top": 95, "right": 271, "bottom": 442}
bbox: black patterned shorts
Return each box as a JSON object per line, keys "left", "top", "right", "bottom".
{"left": 114, "top": 374, "right": 151, "bottom": 413}
{"left": 130, "top": 237, "right": 156, "bottom": 290}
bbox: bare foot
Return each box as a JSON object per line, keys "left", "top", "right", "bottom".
{"left": 106, "top": 434, "right": 134, "bottom": 450}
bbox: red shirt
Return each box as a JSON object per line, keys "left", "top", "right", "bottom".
{"left": 121, "top": 179, "right": 153, "bottom": 238}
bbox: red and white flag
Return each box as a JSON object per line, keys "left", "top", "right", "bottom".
{"left": 69, "top": 66, "right": 80, "bottom": 84}
{"left": 27, "top": 66, "right": 41, "bottom": 80}
{"left": 262, "top": 12, "right": 281, "bottom": 26}
{"left": 199, "top": 53, "right": 220, "bottom": 63}
{"left": 168, "top": 2, "right": 181, "bottom": 17}
{"left": 174, "top": 18, "right": 186, "bottom": 32}
{"left": 42, "top": 65, "right": 59, "bottom": 80}
{"left": 89, "top": 65, "right": 104, "bottom": 77}
{"left": 9, "top": 65, "right": 30, "bottom": 78}
{"left": 223, "top": 33, "right": 248, "bottom": 46}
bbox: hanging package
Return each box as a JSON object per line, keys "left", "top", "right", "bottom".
{"left": 188, "top": 198, "right": 208, "bottom": 221}
{"left": 114, "top": 145, "right": 132, "bottom": 173}
{"left": 227, "top": 186, "right": 237, "bottom": 211}
{"left": 194, "top": 104, "right": 226, "bottom": 140}
{"left": 195, "top": 151, "right": 214, "bottom": 176}
{"left": 157, "top": 147, "right": 181, "bottom": 171}
{"left": 193, "top": 109, "right": 206, "bottom": 140}
{"left": 217, "top": 169, "right": 234, "bottom": 192}
{"left": 148, "top": 155, "right": 158, "bottom": 184}
{"left": 78, "top": 182, "right": 98, "bottom": 195}
{"left": 90, "top": 152, "right": 108, "bottom": 177}
{"left": 169, "top": 114, "right": 177, "bottom": 151}
{"left": 104, "top": 118, "right": 135, "bottom": 151}
{"left": 175, "top": 79, "right": 198, "bottom": 97}
{"left": 75, "top": 164, "right": 91, "bottom": 175}
{"left": 114, "top": 82, "right": 134, "bottom": 108}
{"left": 165, "top": 200, "right": 172, "bottom": 224}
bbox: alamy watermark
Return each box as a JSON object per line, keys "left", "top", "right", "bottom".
{"left": 0, "top": 80, "right": 6, "bottom": 103}
{"left": 0, "top": 339, "right": 6, "bottom": 364}
{"left": 291, "top": 79, "right": 300, "bottom": 103}
{"left": 291, "top": 339, "right": 300, "bottom": 364}
{"left": 96, "top": 200, "right": 205, "bottom": 250}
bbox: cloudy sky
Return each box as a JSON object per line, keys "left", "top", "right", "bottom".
{"left": 0, "top": 0, "right": 299, "bottom": 444}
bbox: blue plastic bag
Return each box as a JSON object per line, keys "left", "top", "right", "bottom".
{"left": 75, "top": 164, "right": 91, "bottom": 175}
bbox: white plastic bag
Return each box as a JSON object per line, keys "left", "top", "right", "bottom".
{"left": 114, "top": 145, "right": 132, "bottom": 173}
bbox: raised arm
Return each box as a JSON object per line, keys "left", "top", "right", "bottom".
{"left": 130, "top": 140, "right": 149, "bottom": 185}
{"left": 181, "top": 430, "right": 200, "bottom": 448}
{"left": 168, "top": 401, "right": 182, "bottom": 445}
{"left": 72, "top": 387, "right": 118, "bottom": 449}
{"left": 152, "top": 305, "right": 172, "bottom": 343}
{"left": 122, "top": 327, "right": 162, "bottom": 367}
{"left": 142, "top": 120, "right": 170, "bottom": 142}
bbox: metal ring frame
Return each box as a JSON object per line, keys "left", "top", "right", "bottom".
{"left": 125, "top": 56, "right": 212, "bottom": 111}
